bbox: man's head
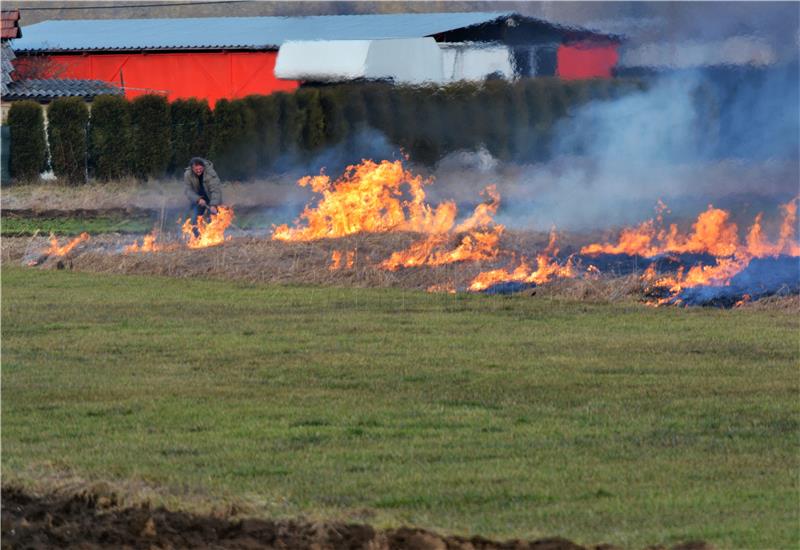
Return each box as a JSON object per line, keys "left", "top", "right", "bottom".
{"left": 191, "top": 157, "right": 205, "bottom": 176}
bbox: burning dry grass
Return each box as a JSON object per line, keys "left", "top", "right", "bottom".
{"left": 0, "top": 230, "right": 722, "bottom": 306}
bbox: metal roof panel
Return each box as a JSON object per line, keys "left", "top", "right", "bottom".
{"left": 12, "top": 12, "right": 516, "bottom": 52}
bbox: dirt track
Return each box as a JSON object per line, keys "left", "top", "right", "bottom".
{"left": 1, "top": 485, "right": 713, "bottom": 550}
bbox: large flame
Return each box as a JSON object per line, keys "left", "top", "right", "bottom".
{"left": 181, "top": 206, "right": 235, "bottom": 249}
{"left": 581, "top": 203, "right": 741, "bottom": 257}
{"left": 468, "top": 230, "right": 576, "bottom": 292}
{"left": 380, "top": 185, "right": 504, "bottom": 271}
{"left": 634, "top": 197, "right": 800, "bottom": 302}
{"left": 47, "top": 232, "right": 89, "bottom": 256}
{"left": 272, "top": 160, "right": 456, "bottom": 241}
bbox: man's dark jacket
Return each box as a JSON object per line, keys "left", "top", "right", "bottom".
{"left": 184, "top": 159, "right": 222, "bottom": 206}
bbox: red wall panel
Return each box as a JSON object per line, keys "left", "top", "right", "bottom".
{"left": 39, "top": 51, "right": 299, "bottom": 106}
{"left": 556, "top": 43, "right": 618, "bottom": 80}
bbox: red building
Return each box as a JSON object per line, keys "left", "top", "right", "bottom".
{"left": 11, "top": 13, "right": 621, "bottom": 107}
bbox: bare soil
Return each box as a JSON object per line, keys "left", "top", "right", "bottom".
{"left": 1, "top": 485, "right": 713, "bottom": 550}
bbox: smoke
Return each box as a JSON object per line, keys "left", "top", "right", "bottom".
{"left": 431, "top": 64, "right": 800, "bottom": 232}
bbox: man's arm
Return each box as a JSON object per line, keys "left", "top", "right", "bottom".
{"left": 205, "top": 169, "right": 223, "bottom": 206}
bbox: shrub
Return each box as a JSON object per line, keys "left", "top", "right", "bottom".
{"left": 275, "top": 92, "right": 303, "bottom": 156}
{"left": 295, "top": 88, "right": 326, "bottom": 154}
{"left": 362, "top": 83, "right": 394, "bottom": 137}
{"left": 208, "top": 98, "right": 257, "bottom": 181}
{"left": 129, "top": 94, "right": 171, "bottom": 180}
{"left": 7, "top": 100, "right": 47, "bottom": 182}
{"left": 170, "top": 98, "right": 212, "bottom": 176}
{"left": 319, "top": 88, "right": 347, "bottom": 148}
{"left": 89, "top": 95, "right": 132, "bottom": 181}
{"left": 47, "top": 98, "right": 89, "bottom": 184}
{"left": 243, "top": 94, "right": 281, "bottom": 171}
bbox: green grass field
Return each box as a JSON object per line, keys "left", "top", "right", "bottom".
{"left": 2, "top": 266, "right": 798, "bottom": 548}
{"left": 1, "top": 216, "right": 153, "bottom": 236}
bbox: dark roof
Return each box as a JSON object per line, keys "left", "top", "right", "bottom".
{"left": 2, "top": 78, "right": 123, "bottom": 100}
{"left": 1, "top": 9, "right": 22, "bottom": 40}
{"left": 2, "top": 42, "right": 15, "bottom": 95}
{"left": 12, "top": 12, "right": 619, "bottom": 52}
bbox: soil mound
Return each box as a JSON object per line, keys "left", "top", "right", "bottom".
{"left": 1, "top": 485, "right": 713, "bottom": 550}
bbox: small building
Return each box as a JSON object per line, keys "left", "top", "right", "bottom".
{"left": 10, "top": 12, "right": 621, "bottom": 106}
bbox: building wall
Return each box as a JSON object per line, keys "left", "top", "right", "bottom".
{"left": 556, "top": 43, "right": 619, "bottom": 79}
{"left": 21, "top": 51, "right": 300, "bottom": 106}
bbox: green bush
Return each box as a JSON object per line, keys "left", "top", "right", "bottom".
{"left": 319, "top": 88, "right": 347, "bottom": 148}
{"left": 243, "top": 94, "right": 281, "bottom": 171}
{"left": 47, "top": 98, "right": 89, "bottom": 184}
{"left": 170, "top": 98, "right": 211, "bottom": 176}
{"left": 89, "top": 95, "right": 131, "bottom": 181}
{"left": 275, "top": 92, "right": 303, "bottom": 155}
{"left": 295, "top": 88, "right": 326, "bottom": 154}
{"left": 129, "top": 94, "right": 171, "bottom": 180}
{"left": 7, "top": 100, "right": 47, "bottom": 182}
{"left": 208, "top": 98, "right": 257, "bottom": 181}
{"left": 362, "top": 83, "right": 394, "bottom": 137}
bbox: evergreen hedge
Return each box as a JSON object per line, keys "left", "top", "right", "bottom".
{"left": 170, "top": 98, "right": 212, "bottom": 176}
{"left": 5, "top": 77, "right": 653, "bottom": 184}
{"left": 209, "top": 98, "right": 257, "bottom": 181}
{"left": 244, "top": 94, "right": 281, "bottom": 171}
{"left": 130, "top": 94, "right": 171, "bottom": 180}
{"left": 7, "top": 100, "right": 47, "bottom": 182}
{"left": 47, "top": 98, "right": 89, "bottom": 184}
{"left": 89, "top": 95, "right": 132, "bottom": 181}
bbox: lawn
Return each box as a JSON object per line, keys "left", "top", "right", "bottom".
{"left": 2, "top": 266, "right": 798, "bottom": 548}
{"left": 1, "top": 215, "right": 153, "bottom": 236}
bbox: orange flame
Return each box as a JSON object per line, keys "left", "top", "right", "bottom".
{"left": 380, "top": 185, "right": 505, "bottom": 271}
{"left": 581, "top": 204, "right": 740, "bottom": 257}
{"left": 124, "top": 231, "right": 163, "bottom": 254}
{"left": 636, "top": 197, "right": 800, "bottom": 302}
{"left": 181, "top": 206, "right": 234, "bottom": 249}
{"left": 329, "top": 249, "right": 356, "bottom": 271}
{"left": 47, "top": 232, "right": 89, "bottom": 256}
{"left": 468, "top": 230, "right": 575, "bottom": 291}
{"left": 272, "top": 160, "right": 456, "bottom": 241}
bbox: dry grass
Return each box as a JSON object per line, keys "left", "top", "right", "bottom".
{"left": 3, "top": 230, "right": 794, "bottom": 309}
{"left": 1, "top": 178, "right": 304, "bottom": 211}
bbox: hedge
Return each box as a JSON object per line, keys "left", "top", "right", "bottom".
{"left": 7, "top": 100, "right": 47, "bottom": 182}
{"left": 170, "top": 98, "right": 212, "bottom": 176}
{"left": 209, "top": 98, "right": 257, "bottom": 181}
{"left": 5, "top": 77, "right": 656, "bottom": 184}
{"left": 89, "top": 95, "right": 132, "bottom": 181}
{"left": 47, "top": 98, "right": 89, "bottom": 184}
{"left": 130, "top": 94, "right": 171, "bottom": 180}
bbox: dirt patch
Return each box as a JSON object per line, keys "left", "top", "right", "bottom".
{"left": 1, "top": 485, "right": 713, "bottom": 550}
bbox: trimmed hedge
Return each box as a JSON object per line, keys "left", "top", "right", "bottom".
{"left": 244, "top": 94, "right": 281, "bottom": 171}
{"left": 7, "top": 100, "right": 47, "bottom": 182}
{"left": 89, "top": 95, "right": 132, "bottom": 181}
{"left": 130, "top": 94, "right": 171, "bottom": 180}
{"left": 170, "top": 98, "right": 212, "bottom": 176}
{"left": 209, "top": 98, "right": 257, "bottom": 181}
{"left": 47, "top": 97, "right": 89, "bottom": 184}
{"left": 6, "top": 77, "right": 653, "bottom": 184}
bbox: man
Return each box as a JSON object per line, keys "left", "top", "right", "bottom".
{"left": 184, "top": 157, "right": 222, "bottom": 229}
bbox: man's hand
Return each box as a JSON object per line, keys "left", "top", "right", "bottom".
{"left": 209, "top": 205, "right": 218, "bottom": 215}
{"left": 197, "top": 198, "right": 207, "bottom": 208}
